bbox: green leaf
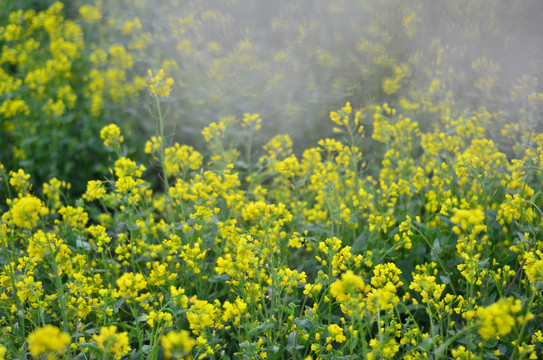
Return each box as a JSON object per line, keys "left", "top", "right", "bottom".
{"left": 249, "top": 321, "right": 275, "bottom": 336}
{"left": 286, "top": 332, "right": 305, "bottom": 355}
{"left": 208, "top": 274, "right": 230, "bottom": 283}
{"left": 294, "top": 318, "right": 315, "bottom": 332}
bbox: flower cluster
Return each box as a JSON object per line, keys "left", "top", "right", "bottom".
{"left": 2, "top": 1, "right": 543, "bottom": 359}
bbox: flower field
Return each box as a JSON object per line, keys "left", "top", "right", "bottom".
{"left": 2, "top": 1, "right": 543, "bottom": 359}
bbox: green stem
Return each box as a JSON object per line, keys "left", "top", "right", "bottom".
{"left": 2, "top": 236, "right": 26, "bottom": 342}
{"left": 154, "top": 94, "right": 173, "bottom": 224}
{"left": 51, "top": 257, "right": 70, "bottom": 333}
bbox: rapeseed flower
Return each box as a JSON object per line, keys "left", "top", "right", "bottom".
{"left": 3, "top": 3, "right": 543, "bottom": 356}
{"left": 148, "top": 69, "right": 174, "bottom": 97}
{"left": 79, "top": 5, "right": 102, "bottom": 24}
{"left": 409, "top": 274, "right": 445, "bottom": 304}
{"left": 100, "top": 124, "right": 124, "bottom": 149}
{"left": 82, "top": 180, "right": 106, "bottom": 201}
{"left": 115, "top": 272, "right": 147, "bottom": 299}
{"left": 330, "top": 270, "right": 367, "bottom": 302}
{"left": 4, "top": 195, "right": 48, "bottom": 229}
{"left": 147, "top": 310, "right": 173, "bottom": 329}
{"left": 27, "top": 325, "right": 70, "bottom": 359}
{"left": 241, "top": 113, "right": 262, "bottom": 130}
{"left": 371, "top": 263, "right": 403, "bottom": 288}
{"left": 93, "top": 325, "right": 131, "bottom": 359}
{"left": 144, "top": 136, "right": 162, "bottom": 154}
{"left": 114, "top": 157, "right": 146, "bottom": 178}
{"left": 476, "top": 297, "right": 524, "bottom": 340}
{"left": 161, "top": 330, "right": 195, "bottom": 359}
{"left": 367, "top": 337, "right": 400, "bottom": 360}
{"left": 367, "top": 282, "right": 400, "bottom": 312}
{"left": 9, "top": 168, "right": 31, "bottom": 194}
{"left": 451, "top": 207, "right": 486, "bottom": 234}
{"left": 326, "top": 324, "right": 346, "bottom": 343}
{"left": 186, "top": 297, "right": 220, "bottom": 334}
{"left": 222, "top": 298, "right": 248, "bottom": 325}
{"left": 524, "top": 251, "right": 543, "bottom": 285}
{"left": 451, "top": 345, "right": 480, "bottom": 360}
{"left": 58, "top": 206, "right": 88, "bottom": 230}
{"left": 42, "top": 178, "right": 69, "bottom": 210}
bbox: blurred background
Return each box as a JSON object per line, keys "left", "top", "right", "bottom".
{"left": 2, "top": 0, "right": 543, "bottom": 193}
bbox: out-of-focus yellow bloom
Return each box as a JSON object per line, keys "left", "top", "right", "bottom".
{"left": 3, "top": 195, "right": 48, "bottom": 229}
{"left": 476, "top": 298, "right": 524, "bottom": 340}
{"left": 79, "top": 5, "right": 102, "bottom": 24}
{"left": 161, "top": 330, "right": 196, "bottom": 359}
{"left": 148, "top": 69, "right": 174, "bottom": 97}
{"left": 82, "top": 180, "right": 106, "bottom": 201}
{"left": 367, "top": 337, "right": 400, "bottom": 360}
{"left": 9, "top": 168, "right": 31, "bottom": 194}
{"left": 524, "top": 251, "right": 543, "bottom": 284}
{"left": 0, "top": 99, "right": 30, "bottom": 118}
{"left": 242, "top": 113, "right": 262, "bottom": 130}
{"left": 147, "top": 310, "right": 173, "bottom": 328}
{"left": 42, "top": 178, "right": 69, "bottom": 210}
{"left": 27, "top": 325, "right": 70, "bottom": 358}
{"left": 93, "top": 325, "right": 131, "bottom": 359}
{"left": 451, "top": 207, "right": 486, "bottom": 234}
{"left": 330, "top": 270, "right": 367, "bottom": 302}
{"left": 326, "top": 324, "right": 346, "bottom": 343}
{"left": 186, "top": 297, "right": 219, "bottom": 334}
{"left": 164, "top": 143, "right": 203, "bottom": 176}
{"left": 222, "top": 298, "right": 248, "bottom": 325}
{"left": 451, "top": 345, "right": 479, "bottom": 360}
{"left": 144, "top": 136, "right": 162, "bottom": 154}
{"left": 100, "top": 123, "right": 124, "bottom": 148}
{"left": 114, "top": 157, "right": 146, "bottom": 178}
{"left": 58, "top": 206, "right": 88, "bottom": 229}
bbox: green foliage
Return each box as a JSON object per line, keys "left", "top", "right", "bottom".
{"left": 2, "top": 3, "right": 543, "bottom": 357}
{"left": 3, "top": 0, "right": 543, "bottom": 191}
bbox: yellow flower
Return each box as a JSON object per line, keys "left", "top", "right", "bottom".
{"left": 367, "top": 337, "right": 400, "bottom": 360}
{"left": 476, "top": 297, "right": 524, "bottom": 340}
{"left": 371, "top": 263, "right": 403, "bottom": 288}
{"left": 100, "top": 123, "right": 124, "bottom": 148}
{"left": 27, "top": 325, "right": 70, "bottom": 358}
{"left": 0, "top": 98, "right": 30, "bottom": 118}
{"left": 42, "top": 178, "right": 69, "bottom": 210}
{"left": 115, "top": 272, "right": 147, "bottom": 299}
{"left": 161, "top": 330, "right": 196, "bottom": 359}
{"left": 186, "top": 297, "right": 219, "bottom": 334}
{"left": 4, "top": 195, "right": 48, "bottom": 229}
{"left": 114, "top": 157, "right": 146, "bottom": 178}
{"left": 367, "top": 282, "right": 399, "bottom": 312}
{"left": 451, "top": 345, "right": 480, "bottom": 360}
{"left": 82, "top": 180, "right": 106, "bottom": 201}
{"left": 147, "top": 310, "right": 173, "bottom": 328}
{"left": 9, "top": 168, "right": 31, "bottom": 194}
{"left": 326, "top": 324, "right": 346, "bottom": 343}
{"left": 241, "top": 113, "right": 262, "bottom": 130}
{"left": 330, "top": 270, "right": 367, "bottom": 302}
{"left": 450, "top": 207, "right": 486, "bottom": 234}
{"left": 222, "top": 298, "right": 248, "bottom": 325}
{"left": 524, "top": 251, "right": 543, "bottom": 284}
{"left": 164, "top": 143, "right": 203, "bottom": 176}
{"left": 144, "top": 136, "right": 162, "bottom": 154}
{"left": 79, "top": 5, "right": 102, "bottom": 24}
{"left": 93, "top": 325, "right": 131, "bottom": 359}
{"left": 148, "top": 69, "right": 174, "bottom": 97}
{"left": 409, "top": 274, "right": 445, "bottom": 304}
